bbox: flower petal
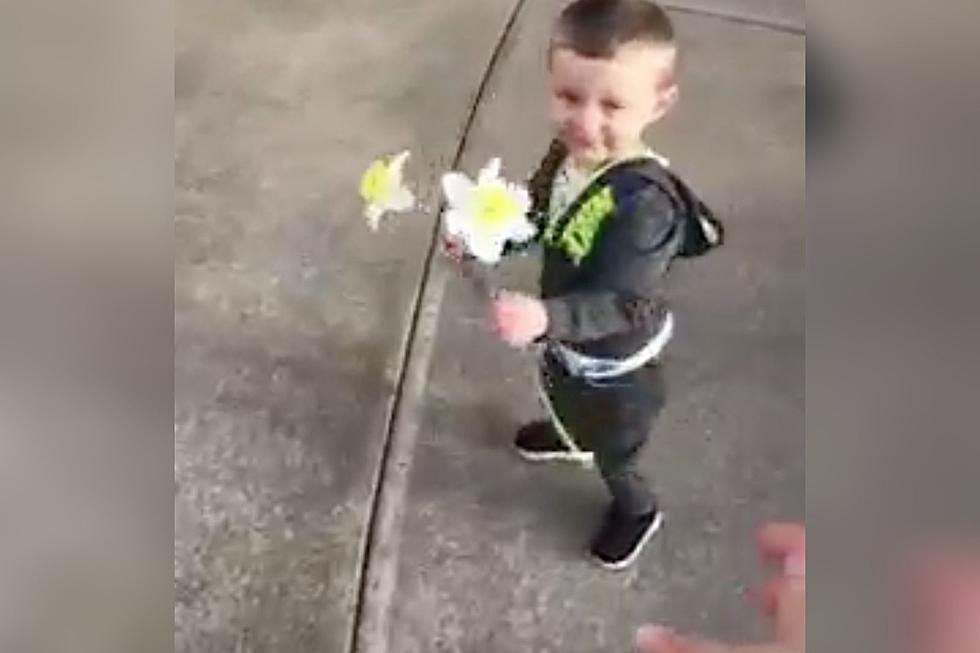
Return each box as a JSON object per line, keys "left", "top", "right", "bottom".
{"left": 389, "top": 150, "right": 411, "bottom": 185}
{"left": 442, "top": 208, "right": 468, "bottom": 237}
{"left": 509, "top": 184, "right": 531, "bottom": 214}
{"left": 387, "top": 186, "right": 415, "bottom": 212}
{"left": 478, "top": 158, "right": 502, "bottom": 185}
{"left": 441, "top": 172, "right": 474, "bottom": 209}
{"left": 390, "top": 150, "right": 411, "bottom": 172}
{"left": 507, "top": 218, "right": 537, "bottom": 243}
{"left": 468, "top": 233, "right": 504, "bottom": 264}
{"left": 365, "top": 204, "right": 384, "bottom": 231}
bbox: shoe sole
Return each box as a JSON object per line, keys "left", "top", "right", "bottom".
{"left": 516, "top": 447, "right": 594, "bottom": 467}
{"left": 591, "top": 511, "right": 664, "bottom": 572}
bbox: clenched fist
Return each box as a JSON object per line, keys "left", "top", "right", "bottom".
{"left": 489, "top": 291, "right": 549, "bottom": 347}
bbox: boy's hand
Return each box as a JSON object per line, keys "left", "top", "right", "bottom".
{"left": 441, "top": 234, "right": 467, "bottom": 263}
{"left": 490, "top": 291, "right": 548, "bottom": 346}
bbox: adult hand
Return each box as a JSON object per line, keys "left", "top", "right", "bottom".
{"left": 637, "top": 522, "right": 806, "bottom": 653}
{"left": 904, "top": 545, "right": 980, "bottom": 653}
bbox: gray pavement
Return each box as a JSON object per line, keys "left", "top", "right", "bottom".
{"left": 174, "top": 1, "right": 804, "bottom": 652}
{"left": 662, "top": 0, "right": 804, "bottom": 32}
{"left": 175, "top": 1, "right": 520, "bottom": 651}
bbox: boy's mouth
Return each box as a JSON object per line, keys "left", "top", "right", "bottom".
{"left": 565, "top": 138, "right": 603, "bottom": 161}
{"left": 566, "top": 132, "right": 597, "bottom": 150}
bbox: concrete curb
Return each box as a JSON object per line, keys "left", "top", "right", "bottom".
{"left": 348, "top": 1, "right": 530, "bottom": 651}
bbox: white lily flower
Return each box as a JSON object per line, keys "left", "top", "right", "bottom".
{"left": 441, "top": 158, "right": 535, "bottom": 264}
{"left": 359, "top": 150, "right": 416, "bottom": 231}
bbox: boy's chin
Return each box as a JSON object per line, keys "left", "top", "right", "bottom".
{"left": 567, "top": 147, "right": 606, "bottom": 169}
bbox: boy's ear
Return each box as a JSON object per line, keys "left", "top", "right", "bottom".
{"left": 651, "top": 83, "right": 679, "bottom": 122}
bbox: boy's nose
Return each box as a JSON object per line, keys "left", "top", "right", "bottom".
{"left": 570, "top": 107, "right": 602, "bottom": 144}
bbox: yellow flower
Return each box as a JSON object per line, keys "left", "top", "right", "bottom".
{"left": 441, "top": 158, "right": 534, "bottom": 264}
{"left": 359, "top": 150, "right": 415, "bottom": 230}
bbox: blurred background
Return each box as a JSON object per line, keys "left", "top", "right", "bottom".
{"left": 0, "top": 0, "right": 977, "bottom": 651}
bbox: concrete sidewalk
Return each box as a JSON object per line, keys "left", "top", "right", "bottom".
{"left": 175, "top": 1, "right": 803, "bottom": 652}
{"left": 379, "top": 3, "right": 804, "bottom": 652}
{"left": 175, "top": 1, "right": 522, "bottom": 650}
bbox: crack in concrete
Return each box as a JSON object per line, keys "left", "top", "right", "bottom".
{"left": 661, "top": 2, "right": 805, "bottom": 35}
{"left": 346, "top": 1, "right": 531, "bottom": 651}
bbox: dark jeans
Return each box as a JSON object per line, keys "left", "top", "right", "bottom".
{"left": 539, "top": 349, "right": 666, "bottom": 516}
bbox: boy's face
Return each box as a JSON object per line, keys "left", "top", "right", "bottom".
{"left": 549, "top": 42, "right": 676, "bottom": 168}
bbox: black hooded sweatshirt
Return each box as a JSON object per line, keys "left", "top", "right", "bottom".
{"left": 519, "top": 140, "right": 723, "bottom": 361}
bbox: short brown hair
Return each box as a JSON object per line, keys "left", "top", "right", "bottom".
{"left": 553, "top": 0, "right": 675, "bottom": 59}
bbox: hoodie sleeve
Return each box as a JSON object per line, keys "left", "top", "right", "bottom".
{"left": 669, "top": 169, "right": 725, "bottom": 258}
{"left": 543, "top": 185, "right": 678, "bottom": 342}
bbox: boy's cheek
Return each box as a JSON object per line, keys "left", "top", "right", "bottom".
{"left": 601, "top": 116, "right": 632, "bottom": 150}
{"left": 621, "top": 111, "right": 649, "bottom": 141}
{"left": 548, "top": 101, "right": 568, "bottom": 131}
{"left": 603, "top": 125, "right": 630, "bottom": 155}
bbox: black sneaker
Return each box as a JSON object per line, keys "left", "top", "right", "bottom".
{"left": 514, "top": 421, "right": 593, "bottom": 465}
{"left": 589, "top": 506, "right": 664, "bottom": 570}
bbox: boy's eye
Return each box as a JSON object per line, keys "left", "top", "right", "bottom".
{"left": 601, "top": 98, "right": 625, "bottom": 112}
{"left": 557, "top": 89, "right": 582, "bottom": 105}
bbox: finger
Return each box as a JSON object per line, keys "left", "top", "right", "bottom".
{"left": 635, "top": 626, "right": 787, "bottom": 653}
{"left": 490, "top": 300, "right": 509, "bottom": 321}
{"left": 904, "top": 550, "right": 980, "bottom": 653}
{"left": 757, "top": 522, "right": 805, "bottom": 568}
{"left": 442, "top": 238, "right": 461, "bottom": 257}
{"left": 757, "top": 523, "right": 805, "bottom": 557}
{"left": 487, "top": 307, "right": 504, "bottom": 331}
{"left": 773, "top": 576, "right": 806, "bottom": 646}
{"left": 491, "top": 296, "right": 512, "bottom": 313}
{"left": 492, "top": 309, "right": 514, "bottom": 332}
{"left": 751, "top": 577, "right": 783, "bottom": 618}
{"left": 492, "top": 316, "right": 510, "bottom": 337}
{"left": 635, "top": 626, "right": 699, "bottom": 653}
{"left": 493, "top": 316, "right": 518, "bottom": 341}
